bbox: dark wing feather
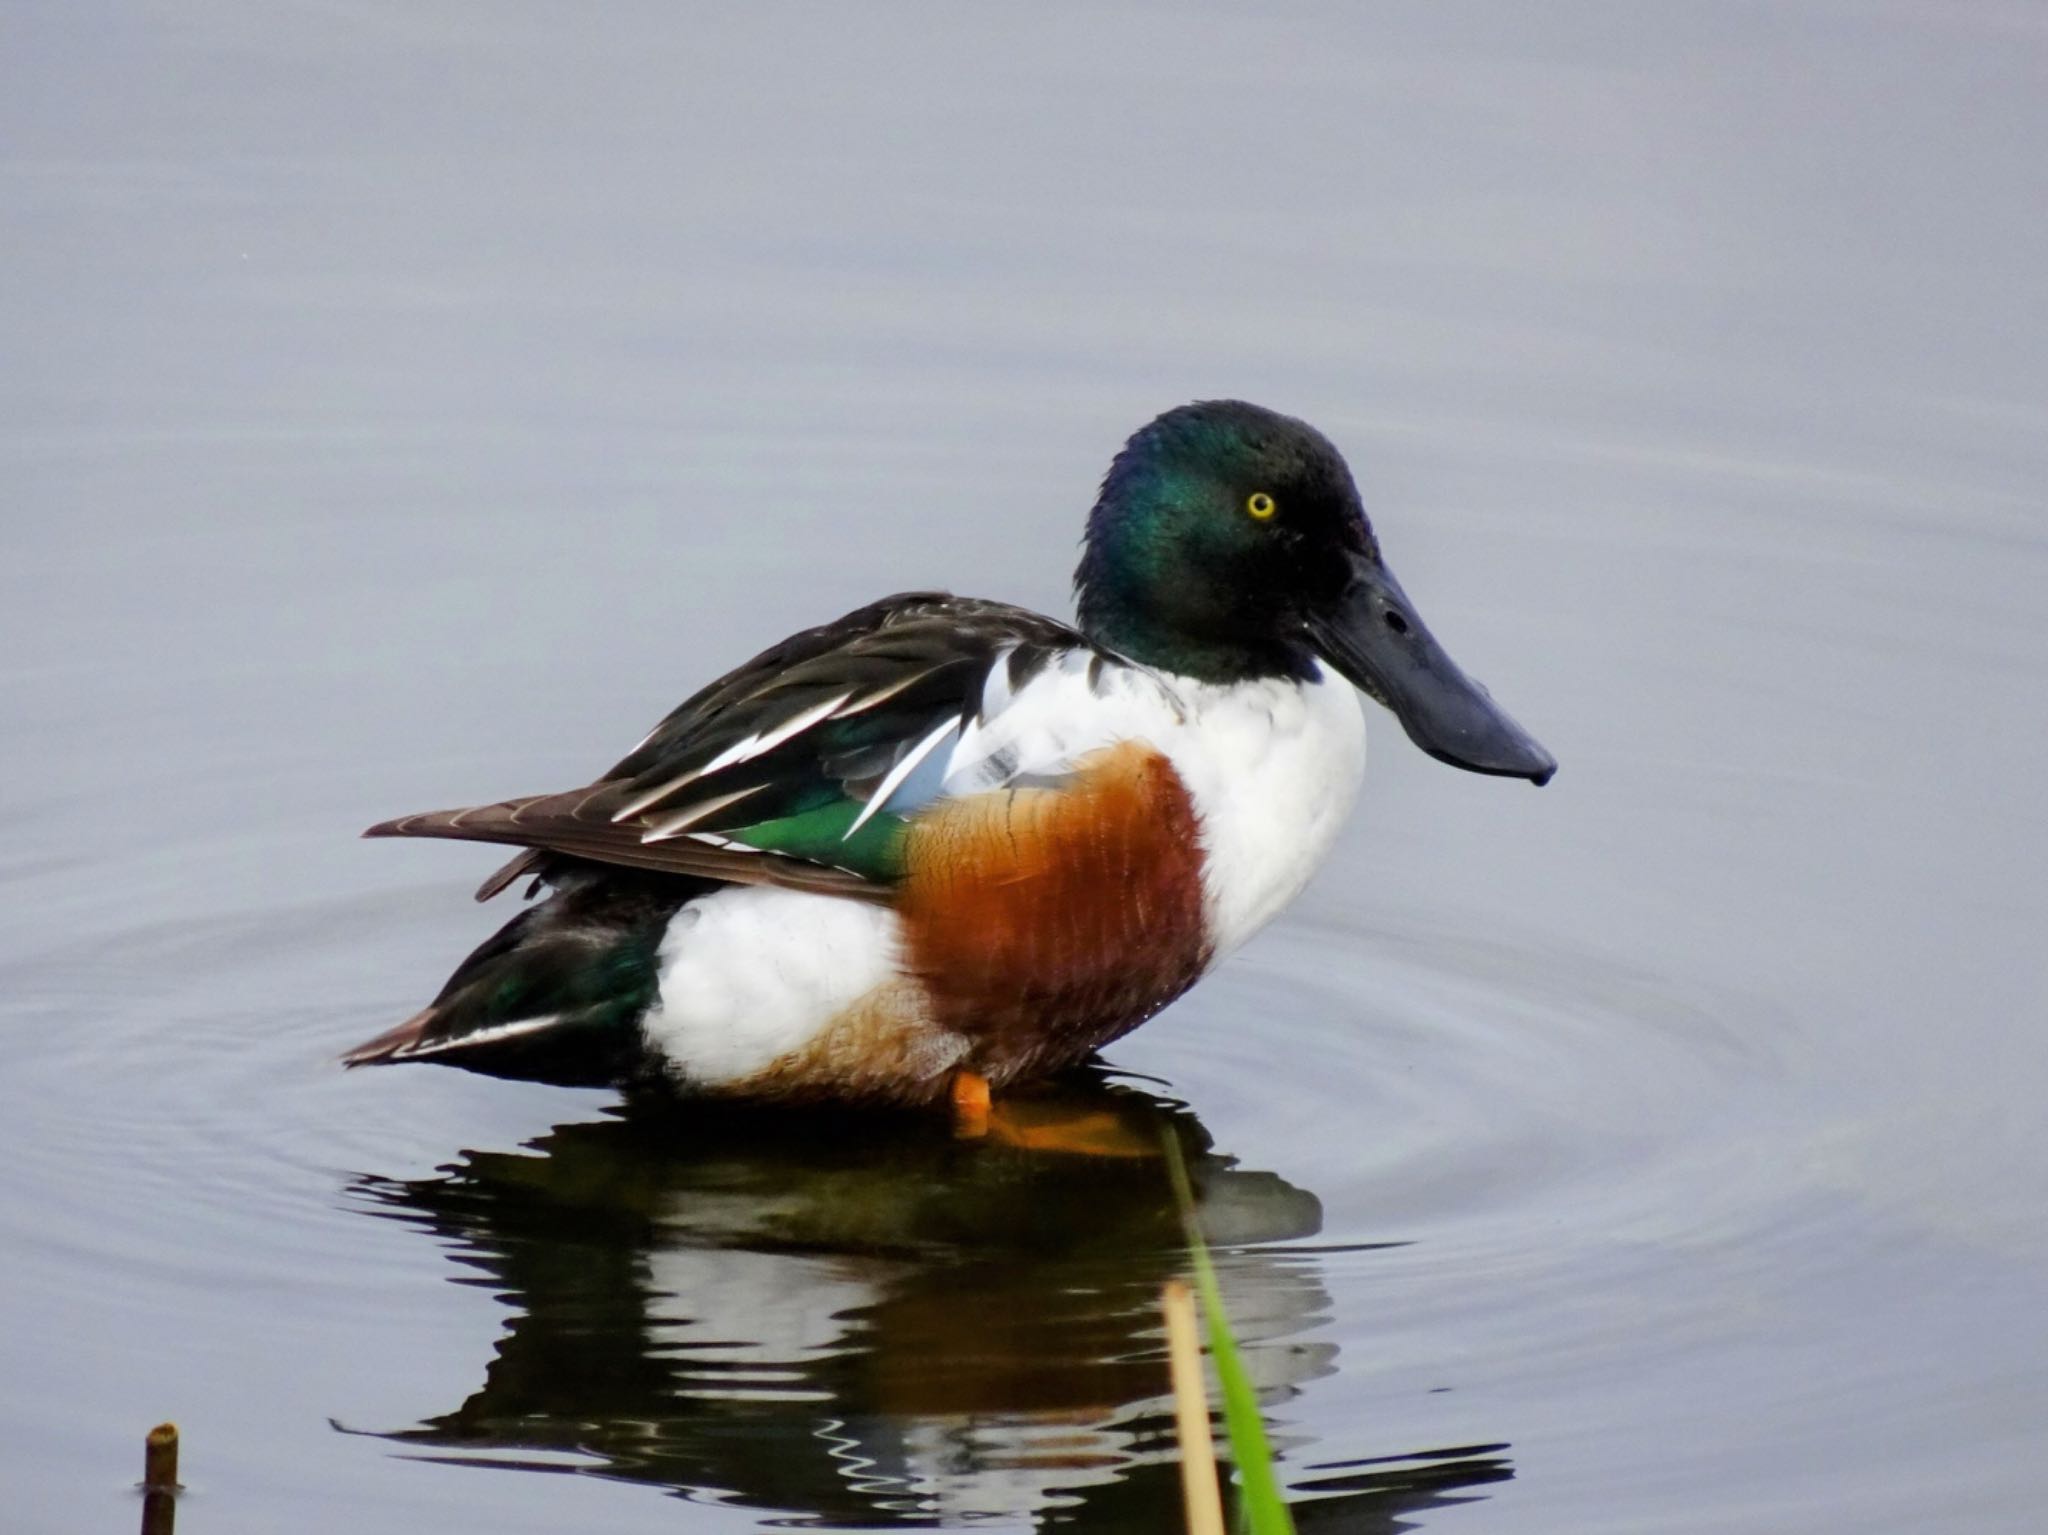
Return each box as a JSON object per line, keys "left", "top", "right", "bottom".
{"left": 368, "top": 792, "right": 887, "bottom": 901}
{"left": 367, "top": 592, "right": 1097, "bottom": 901}
{"left": 472, "top": 847, "right": 545, "bottom": 903}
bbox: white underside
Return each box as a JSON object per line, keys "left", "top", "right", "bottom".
{"left": 643, "top": 656, "right": 1366, "bottom": 1088}
{"left": 647, "top": 887, "right": 905, "bottom": 1087}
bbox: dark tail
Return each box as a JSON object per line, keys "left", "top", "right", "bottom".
{"left": 343, "top": 870, "right": 701, "bottom": 1088}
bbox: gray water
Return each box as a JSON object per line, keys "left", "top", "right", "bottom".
{"left": 5, "top": 4, "right": 2047, "bottom": 1531}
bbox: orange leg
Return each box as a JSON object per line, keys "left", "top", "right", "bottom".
{"left": 950, "top": 1068, "right": 992, "bottom": 1139}
{"left": 983, "top": 1098, "right": 1159, "bottom": 1158}
{"left": 948, "top": 1069, "right": 1159, "bottom": 1158}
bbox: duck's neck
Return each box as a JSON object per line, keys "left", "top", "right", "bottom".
{"left": 1074, "top": 571, "right": 1314, "bottom": 686}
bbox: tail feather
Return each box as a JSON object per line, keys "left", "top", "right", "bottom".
{"left": 343, "top": 870, "right": 698, "bottom": 1088}
{"left": 340, "top": 1007, "right": 436, "bottom": 1067}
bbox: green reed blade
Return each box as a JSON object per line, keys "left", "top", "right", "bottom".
{"left": 1164, "top": 1135, "right": 1296, "bottom": 1535}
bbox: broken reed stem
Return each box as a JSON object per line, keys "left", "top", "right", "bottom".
{"left": 143, "top": 1422, "right": 179, "bottom": 1490}
{"left": 140, "top": 1486, "right": 175, "bottom": 1535}
{"left": 1162, "top": 1278, "right": 1226, "bottom": 1535}
{"left": 141, "top": 1421, "right": 179, "bottom": 1535}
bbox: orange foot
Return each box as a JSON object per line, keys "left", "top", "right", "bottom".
{"left": 948, "top": 1070, "right": 1158, "bottom": 1158}
{"left": 950, "top": 1068, "right": 992, "bottom": 1139}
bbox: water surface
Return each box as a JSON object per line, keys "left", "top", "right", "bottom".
{"left": 4, "top": 4, "right": 2046, "bottom": 1532}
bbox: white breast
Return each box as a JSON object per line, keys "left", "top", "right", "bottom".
{"left": 1159, "top": 666, "right": 1367, "bottom": 957}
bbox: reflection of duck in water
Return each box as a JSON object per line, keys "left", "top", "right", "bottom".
{"left": 347, "top": 1074, "right": 1510, "bottom": 1529}
{"left": 345, "top": 403, "right": 1553, "bottom": 1128}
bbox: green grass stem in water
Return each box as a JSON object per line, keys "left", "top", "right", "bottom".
{"left": 1163, "top": 1134, "right": 1297, "bottom": 1535}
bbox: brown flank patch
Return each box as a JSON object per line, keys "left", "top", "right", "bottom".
{"left": 897, "top": 740, "right": 1211, "bottom": 1081}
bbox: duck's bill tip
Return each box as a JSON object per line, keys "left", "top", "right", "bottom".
{"left": 1309, "top": 554, "right": 1557, "bottom": 788}
{"left": 1417, "top": 724, "right": 1556, "bottom": 785}
{"left": 1420, "top": 737, "right": 1557, "bottom": 786}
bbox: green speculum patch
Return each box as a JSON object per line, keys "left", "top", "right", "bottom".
{"left": 726, "top": 797, "right": 911, "bottom": 881}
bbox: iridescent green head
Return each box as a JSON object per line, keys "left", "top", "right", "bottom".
{"left": 1075, "top": 400, "right": 1555, "bottom": 783}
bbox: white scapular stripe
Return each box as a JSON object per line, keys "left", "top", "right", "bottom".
{"left": 842, "top": 716, "right": 961, "bottom": 840}
{"left": 611, "top": 691, "right": 853, "bottom": 821}
{"left": 641, "top": 783, "right": 768, "bottom": 843}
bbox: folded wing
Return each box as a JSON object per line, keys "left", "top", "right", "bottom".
{"left": 366, "top": 593, "right": 1140, "bottom": 902}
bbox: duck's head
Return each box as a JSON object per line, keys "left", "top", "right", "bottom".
{"left": 1075, "top": 400, "right": 1555, "bottom": 785}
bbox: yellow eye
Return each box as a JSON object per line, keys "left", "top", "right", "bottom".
{"left": 1246, "top": 491, "right": 1277, "bottom": 521}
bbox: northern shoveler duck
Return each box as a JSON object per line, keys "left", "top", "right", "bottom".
{"left": 345, "top": 401, "right": 1554, "bottom": 1126}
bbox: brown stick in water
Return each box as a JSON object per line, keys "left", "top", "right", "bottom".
{"left": 141, "top": 1421, "right": 179, "bottom": 1535}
